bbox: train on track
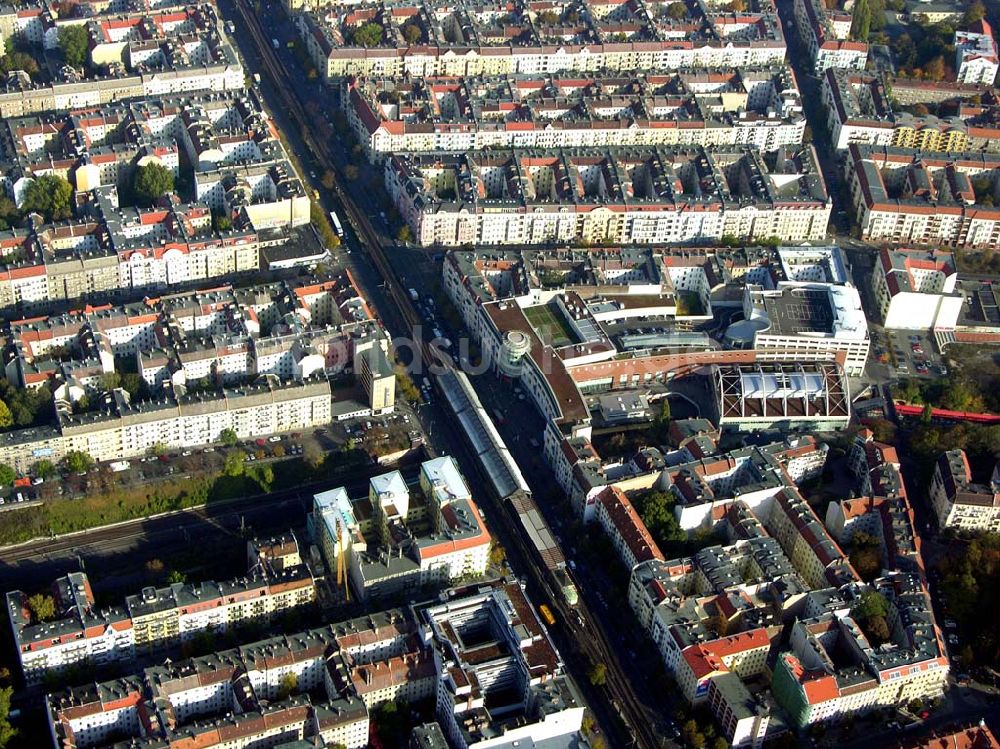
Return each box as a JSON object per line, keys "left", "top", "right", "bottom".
{"left": 438, "top": 369, "right": 579, "bottom": 606}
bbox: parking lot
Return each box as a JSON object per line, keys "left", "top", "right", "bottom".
{"left": 871, "top": 328, "right": 947, "bottom": 380}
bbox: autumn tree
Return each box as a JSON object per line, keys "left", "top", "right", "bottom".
{"left": 963, "top": 0, "right": 986, "bottom": 26}
{"left": 923, "top": 55, "right": 946, "bottom": 81}
{"left": 277, "top": 672, "right": 298, "bottom": 699}
{"left": 849, "top": 531, "right": 883, "bottom": 581}
{"left": 588, "top": 663, "right": 607, "bottom": 686}
{"left": 402, "top": 22, "right": 422, "bottom": 43}
{"left": 27, "top": 593, "right": 56, "bottom": 622}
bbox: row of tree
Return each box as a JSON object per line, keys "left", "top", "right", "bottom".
{"left": 937, "top": 532, "right": 1000, "bottom": 669}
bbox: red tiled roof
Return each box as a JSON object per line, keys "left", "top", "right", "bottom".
{"left": 596, "top": 486, "right": 664, "bottom": 564}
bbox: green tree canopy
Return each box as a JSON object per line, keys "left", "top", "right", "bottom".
{"left": 0, "top": 195, "right": 18, "bottom": 231}
{"left": 0, "top": 50, "right": 40, "bottom": 78}
{"left": 133, "top": 162, "right": 175, "bottom": 206}
{"left": 21, "top": 175, "right": 73, "bottom": 222}
{"left": 0, "top": 400, "right": 11, "bottom": 429}
{"left": 223, "top": 450, "right": 246, "bottom": 477}
{"left": 31, "top": 459, "right": 56, "bottom": 480}
{"left": 633, "top": 490, "right": 686, "bottom": 549}
{"left": 0, "top": 464, "right": 13, "bottom": 486}
{"left": 851, "top": 0, "right": 871, "bottom": 40}
{"left": 58, "top": 24, "right": 89, "bottom": 67}
{"left": 0, "top": 685, "right": 16, "bottom": 748}
{"left": 852, "top": 589, "right": 889, "bottom": 620}
{"left": 666, "top": 1, "right": 687, "bottom": 18}
{"left": 62, "top": 450, "right": 95, "bottom": 474}
{"left": 353, "top": 22, "right": 383, "bottom": 47}
{"left": 219, "top": 428, "right": 239, "bottom": 446}
{"left": 120, "top": 373, "right": 143, "bottom": 399}
{"left": 852, "top": 589, "right": 891, "bottom": 643}
{"left": 213, "top": 213, "right": 232, "bottom": 232}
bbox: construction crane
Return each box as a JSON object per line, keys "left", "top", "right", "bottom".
{"left": 335, "top": 518, "right": 350, "bottom": 602}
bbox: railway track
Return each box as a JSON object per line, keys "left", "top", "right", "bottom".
{"left": 230, "top": 5, "right": 661, "bottom": 746}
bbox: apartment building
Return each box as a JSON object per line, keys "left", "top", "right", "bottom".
{"left": 40, "top": 585, "right": 519, "bottom": 748}
{"left": 956, "top": 20, "right": 999, "bottom": 85}
{"left": 765, "top": 487, "right": 858, "bottom": 590}
{"left": 0, "top": 4, "right": 243, "bottom": 118}
{"left": 388, "top": 145, "right": 831, "bottom": 247}
{"left": 356, "top": 336, "right": 396, "bottom": 415}
{"left": 3, "top": 88, "right": 308, "bottom": 227}
{"left": 416, "top": 579, "right": 586, "bottom": 749}
{"left": 846, "top": 143, "right": 1000, "bottom": 248}
{"left": 772, "top": 574, "right": 949, "bottom": 728}
{"left": 628, "top": 482, "right": 946, "bottom": 740}
{"left": 930, "top": 449, "right": 1000, "bottom": 533}
{"left": 10, "top": 553, "right": 314, "bottom": 685}
{"left": 627, "top": 528, "right": 803, "bottom": 746}
{"left": 793, "top": 0, "right": 868, "bottom": 72}
{"left": 821, "top": 69, "right": 982, "bottom": 152}
{"left": 870, "top": 248, "right": 961, "bottom": 330}
{"left": 0, "top": 199, "right": 260, "bottom": 310}
{"left": 299, "top": 0, "right": 787, "bottom": 80}
{"left": 5, "top": 573, "right": 133, "bottom": 688}
{"left": 593, "top": 485, "right": 664, "bottom": 571}
{"left": 344, "top": 68, "right": 805, "bottom": 161}
{"left": 0, "top": 271, "right": 396, "bottom": 470}
{"left": 0, "top": 377, "right": 332, "bottom": 473}
{"left": 312, "top": 457, "right": 492, "bottom": 600}
{"left": 47, "top": 605, "right": 436, "bottom": 749}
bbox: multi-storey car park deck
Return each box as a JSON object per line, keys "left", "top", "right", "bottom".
{"left": 0, "top": 3, "right": 243, "bottom": 117}
{"left": 298, "top": 0, "right": 787, "bottom": 79}
{"left": 386, "top": 145, "right": 831, "bottom": 246}
{"left": 344, "top": 67, "right": 805, "bottom": 158}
